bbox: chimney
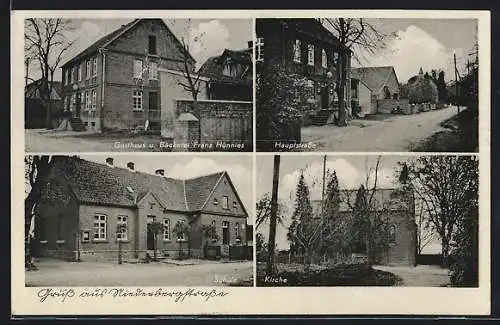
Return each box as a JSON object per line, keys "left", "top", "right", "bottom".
{"left": 155, "top": 169, "right": 165, "bottom": 177}
{"left": 105, "top": 157, "right": 114, "bottom": 167}
{"left": 127, "top": 162, "right": 135, "bottom": 172}
{"left": 247, "top": 40, "right": 253, "bottom": 49}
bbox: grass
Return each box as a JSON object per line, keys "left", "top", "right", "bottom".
{"left": 412, "top": 107, "right": 478, "bottom": 152}
{"left": 257, "top": 262, "right": 402, "bottom": 287}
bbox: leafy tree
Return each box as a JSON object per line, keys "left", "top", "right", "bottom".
{"left": 25, "top": 19, "right": 75, "bottom": 129}
{"left": 403, "top": 156, "right": 479, "bottom": 264}
{"left": 172, "top": 220, "right": 191, "bottom": 260}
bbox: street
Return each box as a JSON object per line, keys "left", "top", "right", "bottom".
{"left": 25, "top": 259, "right": 253, "bottom": 287}
{"left": 301, "top": 106, "right": 459, "bottom": 152}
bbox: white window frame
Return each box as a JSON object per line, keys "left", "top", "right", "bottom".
{"left": 322, "top": 49, "right": 328, "bottom": 68}
{"left": 132, "top": 90, "right": 143, "bottom": 111}
{"left": 78, "top": 64, "right": 83, "bottom": 82}
{"left": 149, "top": 62, "right": 158, "bottom": 80}
{"left": 92, "top": 57, "right": 98, "bottom": 77}
{"left": 93, "top": 214, "right": 107, "bottom": 241}
{"left": 293, "top": 39, "right": 301, "bottom": 63}
{"left": 65, "top": 69, "right": 69, "bottom": 85}
{"left": 222, "top": 196, "right": 229, "bottom": 210}
{"left": 91, "top": 89, "right": 97, "bottom": 110}
{"left": 133, "top": 59, "right": 143, "bottom": 79}
{"left": 308, "top": 44, "right": 315, "bottom": 66}
{"left": 256, "top": 37, "right": 264, "bottom": 62}
{"left": 86, "top": 60, "right": 91, "bottom": 80}
{"left": 85, "top": 91, "right": 90, "bottom": 110}
{"left": 235, "top": 222, "right": 240, "bottom": 238}
{"left": 222, "top": 221, "right": 229, "bottom": 244}
{"left": 70, "top": 67, "right": 75, "bottom": 84}
{"left": 163, "top": 218, "right": 170, "bottom": 241}
{"left": 117, "top": 215, "right": 128, "bottom": 241}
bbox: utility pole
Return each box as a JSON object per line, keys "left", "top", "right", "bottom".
{"left": 266, "top": 155, "right": 280, "bottom": 275}
{"left": 454, "top": 52, "right": 460, "bottom": 114}
{"left": 25, "top": 57, "right": 29, "bottom": 88}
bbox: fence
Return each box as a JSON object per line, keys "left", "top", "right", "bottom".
{"left": 174, "top": 99, "right": 253, "bottom": 150}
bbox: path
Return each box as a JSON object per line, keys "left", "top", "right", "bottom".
{"left": 373, "top": 265, "right": 450, "bottom": 287}
{"left": 301, "top": 106, "right": 459, "bottom": 151}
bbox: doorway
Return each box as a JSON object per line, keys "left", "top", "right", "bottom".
{"left": 320, "top": 86, "right": 329, "bottom": 109}
{"left": 146, "top": 215, "right": 155, "bottom": 250}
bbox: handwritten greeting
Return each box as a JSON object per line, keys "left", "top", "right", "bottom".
{"left": 36, "top": 288, "right": 229, "bottom": 303}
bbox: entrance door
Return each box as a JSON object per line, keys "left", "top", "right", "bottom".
{"left": 146, "top": 216, "right": 155, "bottom": 250}
{"left": 320, "top": 86, "right": 329, "bottom": 109}
{"left": 148, "top": 92, "right": 160, "bottom": 130}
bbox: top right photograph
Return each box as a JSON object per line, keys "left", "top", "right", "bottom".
{"left": 255, "top": 18, "right": 479, "bottom": 152}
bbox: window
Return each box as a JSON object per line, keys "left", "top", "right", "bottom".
{"left": 85, "top": 91, "right": 90, "bottom": 110}
{"left": 65, "top": 69, "right": 69, "bottom": 85}
{"left": 213, "top": 198, "right": 218, "bottom": 206}
{"left": 256, "top": 37, "right": 264, "bottom": 62}
{"left": 117, "top": 216, "right": 128, "bottom": 241}
{"left": 211, "top": 220, "right": 217, "bottom": 238}
{"left": 63, "top": 96, "right": 68, "bottom": 111}
{"left": 233, "top": 201, "right": 238, "bottom": 209}
{"left": 235, "top": 222, "right": 240, "bottom": 238}
{"left": 308, "top": 44, "right": 315, "bottom": 66}
{"left": 163, "top": 219, "right": 170, "bottom": 241}
{"left": 222, "top": 196, "right": 229, "bottom": 209}
{"left": 92, "top": 57, "right": 98, "bottom": 77}
{"left": 78, "top": 64, "right": 83, "bottom": 82}
{"left": 132, "top": 90, "right": 143, "bottom": 111}
{"left": 176, "top": 220, "right": 186, "bottom": 241}
{"left": 91, "top": 89, "right": 97, "bottom": 110}
{"left": 222, "top": 62, "right": 231, "bottom": 77}
{"left": 70, "top": 67, "right": 75, "bottom": 84}
{"left": 86, "top": 60, "right": 91, "bottom": 80}
{"left": 81, "top": 230, "right": 90, "bottom": 243}
{"left": 293, "top": 39, "right": 301, "bottom": 63}
{"left": 149, "top": 62, "right": 158, "bottom": 80}
{"left": 93, "top": 214, "right": 107, "bottom": 240}
{"left": 57, "top": 215, "right": 64, "bottom": 241}
{"left": 148, "top": 35, "right": 157, "bottom": 55}
{"left": 222, "top": 221, "right": 229, "bottom": 244}
{"left": 133, "top": 60, "right": 143, "bottom": 79}
{"left": 389, "top": 225, "right": 396, "bottom": 243}
{"left": 322, "top": 49, "right": 328, "bottom": 68}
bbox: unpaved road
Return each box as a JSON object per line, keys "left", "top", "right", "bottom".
{"left": 25, "top": 259, "right": 253, "bottom": 286}
{"left": 301, "top": 106, "right": 459, "bottom": 152}
{"left": 373, "top": 265, "right": 450, "bottom": 287}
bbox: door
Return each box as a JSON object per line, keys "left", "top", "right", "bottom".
{"left": 221, "top": 221, "right": 230, "bottom": 256}
{"left": 146, "top": 216, "right": 155, "bottom": 251}
{"left": 148, "top": 92, "right": 160, "bottom": 130}
{"left": 320, "top": 86, "right": 329, "bottom": 109}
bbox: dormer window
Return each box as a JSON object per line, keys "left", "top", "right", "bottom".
{"left": 222, "top": 60, "right": 232, "bottom": 77}
{"left": 148, "top": 35, "right": 157, "bottom": 55}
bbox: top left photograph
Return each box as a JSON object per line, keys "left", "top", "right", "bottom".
{"left": 24, "top": 18, "right": 254, "bottom": 152}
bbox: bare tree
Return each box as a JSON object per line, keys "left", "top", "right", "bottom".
{"left": 415, "top": 200, "right": 437, "bottom": 255}
{"left": 323, "top": 18, "right": 394, "bottom": 126}
{"left": 25, "top": 19, "right": 75, "bottom": 129}
{"left": 256, "top": 193, "right": 286, "bottom": 230}
{"left": 403, "top": 156, "right": 479, "bottom": 262}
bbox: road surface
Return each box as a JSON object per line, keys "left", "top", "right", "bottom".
{"left": 301, "top": 106, "right": 459, "bottom": 152}
{"left": 25, "top": 259, "right": 253, "bottom": 286}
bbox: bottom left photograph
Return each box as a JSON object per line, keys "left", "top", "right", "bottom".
{"left": 24, "top": 154, "right": 254, "bottom": 287}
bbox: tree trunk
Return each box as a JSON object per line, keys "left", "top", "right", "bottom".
{"left": 441, "top": 238, "right": 450, "bottom": 266}
{"left": 266, "top": 155, "right": 280, "bottom": 275}
{"left": 336, "top": 53, "right": 347, "bottom": 127}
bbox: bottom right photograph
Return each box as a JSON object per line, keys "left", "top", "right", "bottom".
{"left": 256, "top": 154, "right": 479, "bottom": 287}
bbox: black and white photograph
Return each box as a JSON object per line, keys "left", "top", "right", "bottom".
{"left": 24, "top": 154, "right": 254, "bottom": 286}
{"left": 256, "top": 18, "right": 479, "bottom": 152}
{"left": 24, "top": 18, "right": 253, "bottom": 152}
{"left": 256, "top": 155, "right": 479, "bottom": 287}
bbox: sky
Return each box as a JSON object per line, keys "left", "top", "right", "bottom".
{"left": 256, "top": 154, "right": 441, "bottom": 253}
{"left": 79, "top": 154, "right": 254, "bottom": 224}
{"left": 336, "top": 18, "right": 478, "bottom": 83}
{"left": 26, "top": 18, "right": 253, "bottom": 81}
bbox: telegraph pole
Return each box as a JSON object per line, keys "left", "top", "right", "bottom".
{"left": 25, "top": 57, "right": 29, "bottom": 88}
{"left": 454, "top": 52, "right": 460, "bottom": 114}
{"left": 267, "top": 155, "right": 280, "bottom": 275}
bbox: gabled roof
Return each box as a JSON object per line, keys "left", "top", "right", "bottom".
{"left": 62, "top": 19, "right": 195, "bottom": 67}
{"left": 25, "top": 79, "right": 63, "bottom": 100}
{"left": 197, "top": 48, "right": 252, "bottom": 86}
{"left": 279, "top": 18, "right": 348, "bottom": 51}
{"left": 351, "top": 66, "right": 400, "bottom": 93}
{"left": 48, "top": 156, "right": 246, "bottom": 216}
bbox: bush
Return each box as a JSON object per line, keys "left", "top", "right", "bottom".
{"left": 257, "top": 263, "right": 401, "bottom": 286}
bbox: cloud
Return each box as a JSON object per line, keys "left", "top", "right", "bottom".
{"left": 63, "top": 20, "right": 102, "bottom": 64}
{"left": 189, "top": 20, "right": 230, "bottom": 69}
{"left": 358, "top": 25, "right": 466, "bottom": 83}
{"left": 168, "top": 157, "right": 252, "bottom": 222}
